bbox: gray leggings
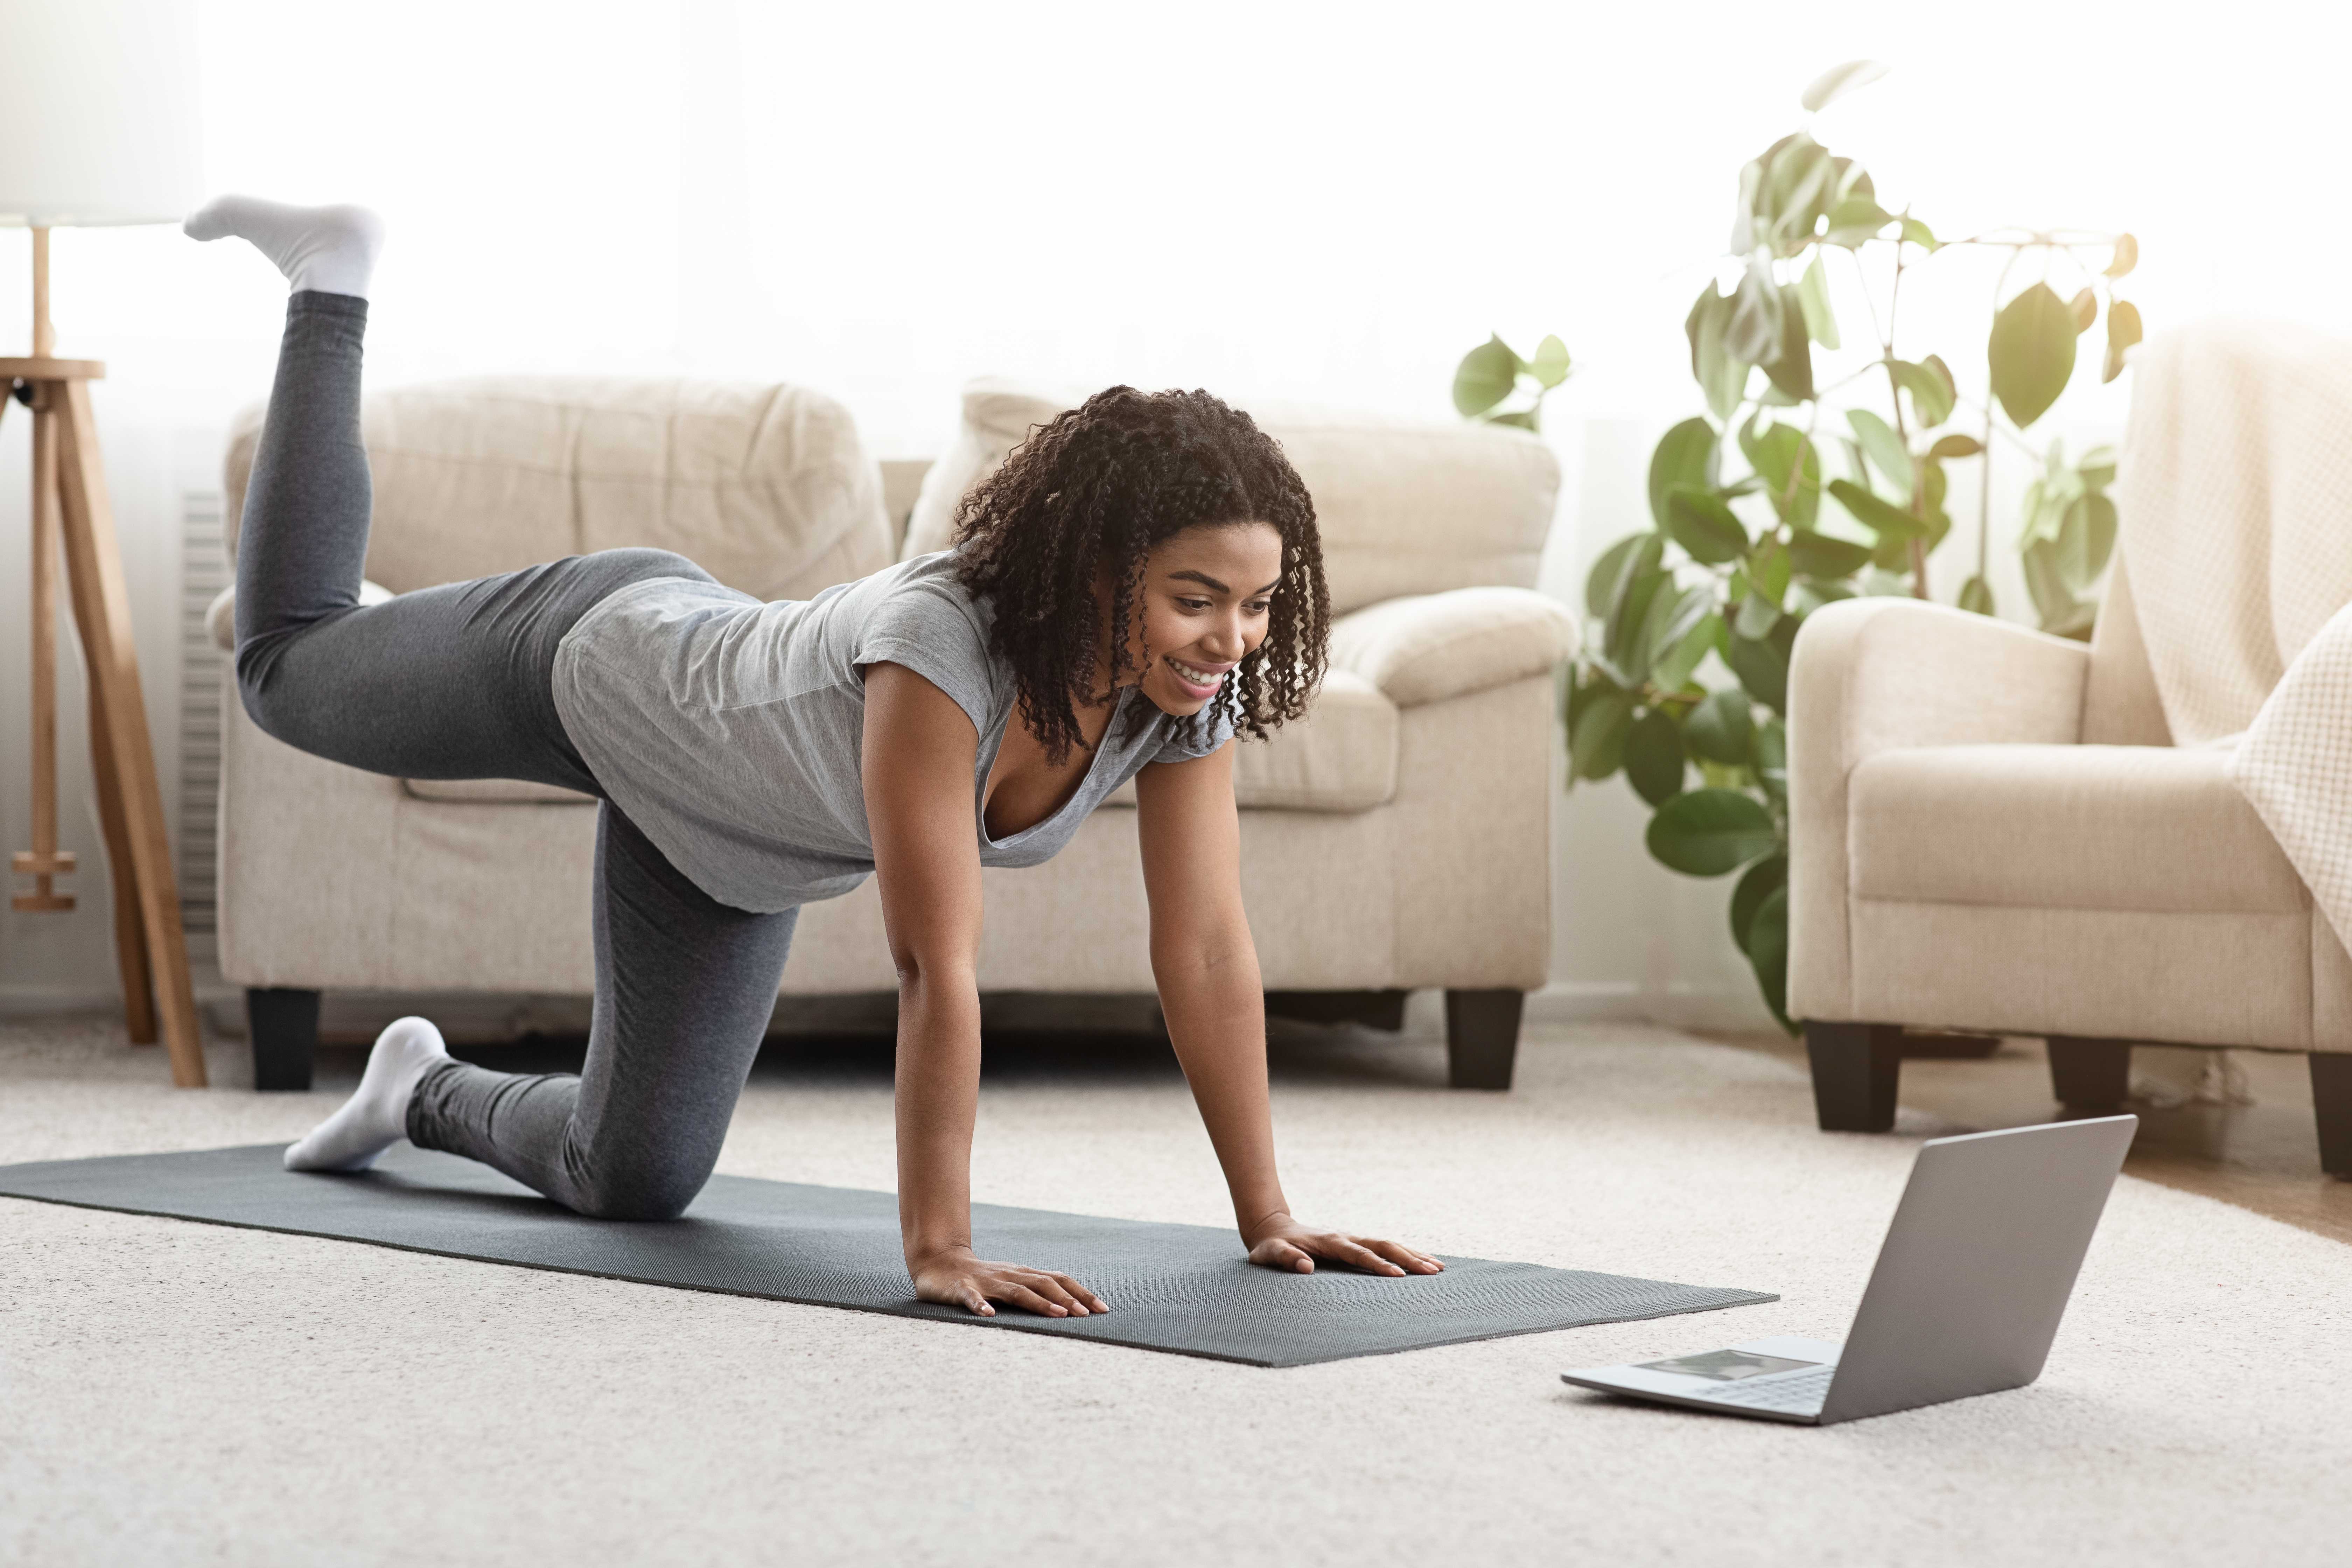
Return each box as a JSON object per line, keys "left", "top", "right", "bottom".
{"left": 239, "top": 292, "right": 797, "bottom": 1219}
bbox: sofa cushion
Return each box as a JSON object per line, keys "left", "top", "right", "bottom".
{"left": 224, "top": 377, "right": 895, "bottom": 603}
{"left": 902, "top": 377, "right": 1560, "bottom": 617}
{"left": 1849, "top": 743, "right": 2306, "bottom": 913}
{"left": 1329, "top": 587, "right": 1576, "bottom": 707}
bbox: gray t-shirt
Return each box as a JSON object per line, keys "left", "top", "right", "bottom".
{"left": 550, "top": 551, "right": 1233, "bottom": 913}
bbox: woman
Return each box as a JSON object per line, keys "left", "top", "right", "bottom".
{"left": 188, "top": 196, "right": 1442, "bottom": 1320}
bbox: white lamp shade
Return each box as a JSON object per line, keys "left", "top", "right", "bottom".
{"left": 0, "top": 0, "right": 203, "bottom": 226}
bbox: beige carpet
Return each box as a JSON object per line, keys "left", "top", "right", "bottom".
{"left": 2, "top": 1012, "right": 2346, "bottom": 1567}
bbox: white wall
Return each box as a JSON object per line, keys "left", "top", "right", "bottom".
{"left": 4, "top": 0, "right": 2345, "bottom": 1020}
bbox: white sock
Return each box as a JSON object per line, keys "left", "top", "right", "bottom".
{"left": 283, "top": 1016, "right": 450, "bottom": 1173}
{"left": 183, "top": 195, "right": 386, "bottom": 300}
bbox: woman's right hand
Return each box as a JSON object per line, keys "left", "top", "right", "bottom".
{"left": 911, "top": 1246, "right": 1110, "bottom": 1318}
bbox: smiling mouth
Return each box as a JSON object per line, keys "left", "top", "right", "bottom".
{"left": 1165, "top": 656, "right": 1232, "bottom": 695}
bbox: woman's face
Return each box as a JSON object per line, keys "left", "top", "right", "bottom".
{"left": 1119, "top": 522, "right": 1285, "bottom": 717}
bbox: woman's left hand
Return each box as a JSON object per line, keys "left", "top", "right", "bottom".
{"left": 1243, "top": 1213, "right": 1444, "bottom": 1276}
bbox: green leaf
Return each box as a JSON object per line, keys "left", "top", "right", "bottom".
{"left": 1959, "top": 574, "right": 1996, "bottom": 616}
{"left": 1647, "top": 418, "right": 1721, "bottom": 532}
{"left": 1652, "top": 605, "right": 1721, "bottom": 693}
{"left": 1685, "top": 689, "right": 1754, "bottom": 766}
{"left": 1728, "top": 617, "right": 1798, "bottom": 713}
{"left": 2069, "top": 287, "right": 2098, "bottom": 334}
{"left": 1622, "top": 578, "right": 1690, "bottom": 686}
{"left": 1686, "top": 285, "right": 1746, "bottom": 422}
{"left": 1928, "top": 433, "right": 1982, "bottom": 459}
{"left": 1744, "top": 883, "right": 1794, "bottom": 1032}
{"left": 1664, "top": 484, "right": 1751, "bottom": 565}
{"left": 1585, "top": 533, "right": 1652, "bottom": 619}
{"left": 2106, "top": 233, "right": 2139, "bottom": 279}
{"left": 1761, "top": 284, "right": 1815, "bottom": 402}
{"left": 1530, "top": 334, "right": 1572, "bottom": 389}
{"left": 1733, "top": 588, "right": 1782, "bottom": 640}
{"left": 2021, "top": 538, "right": 2078, "bottom": 631}
{"left": 1753, "top": 718, "right": 1787, "bottom": 801}
{"left": 2056, "top": 492, "right": 2119, "bottom": 593}
{"left": 2104, "top": 299, "right": 2143, "bottom": 384}
{"left": 1890, "top": 358, "right": 1955, "bottom": 430}
{"left": 1898, "top": 214, "right": 1939, "bottom": 251}
{"left": 1606, "top": 565, "right": 1669, "bottom": 668}
{"left": 1624, "top": 708, "right": 1687, "bottom": 807}
{"left": 1826, "top": 478, "right": 1926, "bottom": 541}
{"left": 1646, "top": 788, "right": 1779, "bottom": 877}
{"left": 1739, "top": 418, "right": 1820, "bottom": 527}
{"left": 1787, "top": 530, "right": 1874, "bottom": 576}
{"left": 1801, "top": 58, "right": 1890, "bottom": 113}
{"left": 1645, "top": 587, "right": 1714, "bottom": 686}
{"left": 1730, "top": 851, "right": 1789, "bottom": 950}
{"left": 1569, "top": 690, "right": 1634, "bottom": 781}
{"left": 1988, "top": 282, "right": 2079, "bottom": 429}
{"left": 1793, "top": 252, "right": 1840, "bottom": 350}
{"left": 1453, "top": 335, "right": 1521, "bottom": 419}
{"left": 1791, "top": 579, "right": 1856, "bottom": 616}
{"left": 1846, "top": 408, "right": 1914, "bottom": 503}
{"left": 1727, "top": 259, "right": 1783, "bottom": 366}
{"left": 1484, "top": 410, "right": 1540, "bottom": 432}
{"left": 1823, "top": 196, "right": 1892, "bottom": 248}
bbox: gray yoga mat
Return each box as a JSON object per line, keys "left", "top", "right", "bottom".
{"left": 0, "top": 1144, "right": 1774, "bottom": 1367}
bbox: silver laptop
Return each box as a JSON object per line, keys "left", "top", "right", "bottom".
{"left": 1562, "top": 1115, "right": 2136, "bottom": 1426}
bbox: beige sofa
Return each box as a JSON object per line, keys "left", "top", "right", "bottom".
{"left": 1786, "top": 554, "right": 2352, "bottom": 1174}
{"left": 213, "top": 376, "right": 1576, "bottom": 1092}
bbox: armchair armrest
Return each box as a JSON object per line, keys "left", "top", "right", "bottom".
{"left": 1787, "top": 596, "right": 2091, "bottom": 1022}
{"left": 206, "top": 580, "right": 396, "bottom": 651}
{"left": 1327, "top": 587, "right": 1577, "bottom": 707}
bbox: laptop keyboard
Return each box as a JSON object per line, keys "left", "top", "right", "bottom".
{"left": 1695, "top": 1367, "right": 1835, "bottom": 1412}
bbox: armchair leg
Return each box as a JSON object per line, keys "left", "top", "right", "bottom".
{"left": 2047, "top": 1036, "right": 2134, "bottom": 1114}
{"left": 247, "top": 987, "right": 320, "bottom": 1093}
{"left": 1444, "top": 989, "right": 1522, "bottom": 1090}
{"left": 1804, "top": 1022, "right": 1903, "bottom": 1132}
{"left": 2312, "top": 1055, "right": 2352, "bottom": 1179}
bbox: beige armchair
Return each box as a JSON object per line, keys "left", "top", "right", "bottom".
{"left": 1786, "top": 553, "right": 2352, "bottom": 1174}
{"left": 214, "top": 375, "right": 1575, "bottom": 1092}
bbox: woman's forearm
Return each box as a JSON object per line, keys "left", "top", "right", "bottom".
{"left": 894, "top": 960, "right": 983, "bottom": 1268}
{"left": 1156, "top": 939, "right": 1290, "bottom": 1237}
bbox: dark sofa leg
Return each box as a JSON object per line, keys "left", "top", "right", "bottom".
{"left": 247, "top": 988, "right": 320, "bottom": 1092}
{"left": 1444, "top": 990, "right": 1522, "bottom": 1090}
{"left": 1805, "top": 1022, "right": 1902, "bottom": 1132}
{"left": 2312, "top": 1055, "right": 2352, "bottom": 1179}
{"left": 2047, "top": 1036, "right": 2134, "bottom": 1114}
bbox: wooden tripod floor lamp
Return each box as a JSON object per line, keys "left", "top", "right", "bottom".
{"left": 3, "top": 0, "right": 210, "bottom": 1086}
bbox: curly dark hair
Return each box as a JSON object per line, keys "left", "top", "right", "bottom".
{"left": 952, "top": 386, "right": 1329, "bottom": 766}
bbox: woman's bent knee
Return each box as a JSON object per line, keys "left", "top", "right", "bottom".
{"left": 568, "top": 1162, "right": 710, "bottom": 1222}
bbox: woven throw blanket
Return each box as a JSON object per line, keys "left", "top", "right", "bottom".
{"left": 2122, "top": 320, "right": 2352, "bottom": 945}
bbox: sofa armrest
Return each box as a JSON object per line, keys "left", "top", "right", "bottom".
{"left": 1787, "top": 597, "right": 2091, "bottom": 1023}
{"left": 1327, "top": 587, "right": 1577, "bottom": 707}
{"left": 207, "top": 580, "right": 396, "bottom": 651}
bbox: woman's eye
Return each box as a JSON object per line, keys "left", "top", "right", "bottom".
{"left": 1245, "top": 600, "right": 1272, "bottom": 615}
{"left": 1177, "top": 598, "right": 1212, "bottom": 611}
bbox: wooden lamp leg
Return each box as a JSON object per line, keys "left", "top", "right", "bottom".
{"left": 85, "top": 671, "right": 159, "bottom": 1044}
{"left": 52, "top": 379, "right": 206, "bottom": 1088}
{"left": 10, "top": 380, "right": 77, "bottom": 914}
